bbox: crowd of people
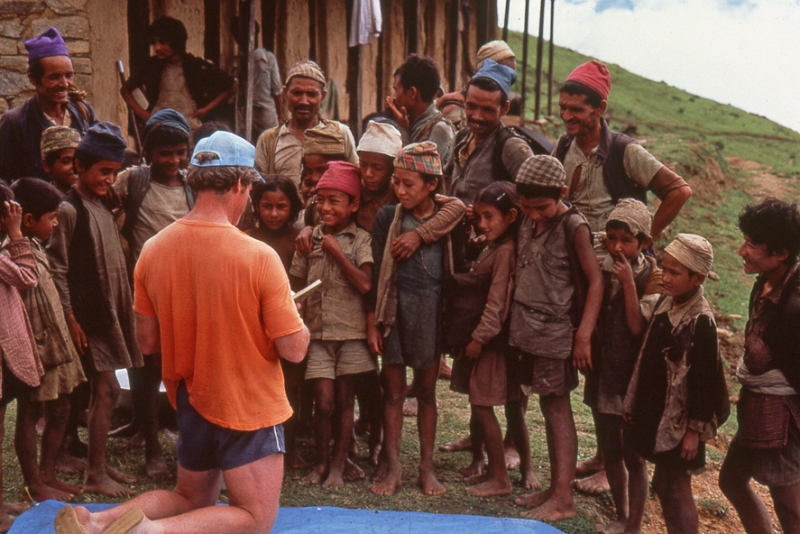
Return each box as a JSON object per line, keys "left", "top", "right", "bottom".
{"left": 0, "top": 18, "right": 798, "bottom": 534}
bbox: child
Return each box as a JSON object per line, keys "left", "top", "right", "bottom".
{"left": 510, "top": 155, "right": 603, "bottom": 521}
{"left": 8, "top": 178, "right": 87, "bottom": 503}
{"left": 298, "top": 122, "right": 352, "bottom": 231}
{"left": 585, "top": 199, "right": 662, "bottom": 534}
{"left": 624, "top": 234, "right": 728, "bottom": 534}
{"left": 289, "top": 161, "right": 376, "bottom": 488}
{"left": 719, "top": 199, "right": 800, "bottom": 534}
{"left": 369, "top": 141, "right": 466, "bottom": 496}
{"left": 40, "top": 126, "right": 81, "bottom": 196}
{"left": 0, "top": 185, "right": 42, "bottom": 531}
{"left": 445, "top": 181, "right": 532, "bottom": 497}
{"left": 47, "top": 122, "right": 143, "bottom": 498}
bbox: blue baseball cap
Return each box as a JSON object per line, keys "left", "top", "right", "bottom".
{"left": 470, "top": 59, "right": 517, "bottom": 100}
{"left": 191, "top": 131, "right": 255, "bottom": 168}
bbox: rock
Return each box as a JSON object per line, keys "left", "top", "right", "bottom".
{"left": 0, "top": 1, "right": 45, "bottom": 16}
{"left": 73, "top": 73, "right": 90, "bottom": 95}
{"left": 0, "top": 71, "right": 33, "bottom": 96}
{"left": 31, "top": 16, "right": 89, "bottom": 40}
{"left": 0, "top": 37, "right": 17, "bottom": 55}
{"left": 65, "top": 39, "right": 89, "bottom": 55}
{"left": 45, "top": 0, "right": 87, "bottom": 15}
{"left": 9, "top": 90, "right": 35, "bottom": 109}
{"left": 0, "top": 99, "right": 8, "bottom": 114}
{"left": 71, "top": 57, "right": 90, "bottom": 74}
{"left": 0, "top": 22, "right": 24, "bottom": 39}
{"left": 0, "top": 55, "right": 29, "bottom": 73}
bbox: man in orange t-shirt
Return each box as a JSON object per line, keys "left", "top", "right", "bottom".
{"left": 64, "top": 132, "right": 309, "bottom": 534}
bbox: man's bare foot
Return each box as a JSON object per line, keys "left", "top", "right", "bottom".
{"left": 574, "top": 469, "right": 610, "bottom": 495}
{"left": 145, "top": 454, "right": 172, "bottom": 479}
{"left": 106, "top": 466, "right": 136, "bottom": 484}
{"left": 465, "top": 472, "right": 490, "bottom": 486}
{"left": 42, "top": 476, "right": 82, "bottom": 495}
{"left": 403, "top": 398, "right": 418, "bottom": 417}
{"left": 504, "top": 444, "right": 521, "bottom": 470}
{"left": 596, "top": 519, "right": 627, "bottom": 534}
{"left": 418, "top": 470, "right": 446, "bottom": 496}
{"left": 109, "top": 421, "right": 138, "bottom": 439}
{"left": 371, "top": 466, "right": 402, "bottom": 496}
{"left": 83, "top": 471, "right": 134, "bottom": 498}
{"left": 0, "top": 512, "right": 13, "bottom": 533}
{"left": 24, "top": 482, "right": 74, "bottom": 502}
{"left": 287, "top": 450, "right": 309, "bottom": 470}
{"left": 55, "top": 451, "right": 85, "bottom": 475}
{"left": 439, "top": 434, "right": 472, "bottom": 452}
{"left": 520, "top": 497, "right": 576, "bottom": 522}
{"left": 521, "top": 469, "right": 542, "bottom": 491}
{"left": 466, "top": 477, "right": 512, "bottom": 497}
{"left": 515, "top": 487, "right": 553, "bottom": 508}
{"left": 576, "top": 454, "right": 604, "bottom": 477}
{"left": 123, "top": 431, "right": 146, "bottom": 450}
{"left": 344, "top": 458, "right": 365, "bottom": 481}
{"left": 302, "top": 463, "right": 327, "bottom": 485}
{"left": 2, "top": 503, "right": 29, "bottom": 515}
{"left": 321, "top": 469, "right": 344, "bottom": 489}
{"left": 459, "top": 459, "right": 484, "bottom": 478}
{"left": 372, "top": 459, "right": 388, "bottom": 482}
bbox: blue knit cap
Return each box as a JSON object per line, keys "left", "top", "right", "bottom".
{"left": 144, "top": 108, "right": 190, "bottom": 138}
{"left": 470, "top": 59, "right": 517, "bottom": 99}
{"left": 24, "top": 27, "right": 69, "bottom": 62}
{"left": 77, "top": 122, "right": 127, "bottom": 163}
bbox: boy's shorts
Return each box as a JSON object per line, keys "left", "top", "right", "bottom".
{"left": 175, "top": 381, "right": 285, "bottom": 472}
{"left": 305, "top": 340, "right": 377, "bottom": 381}
{"left": 518, "top": 352, "right": 578, "bottom": 396}
{"left": 726, "top": 422, "right": 800, "bottom": 488}
{"left": 0, "top": 362, "right": 31, "bottom": 406}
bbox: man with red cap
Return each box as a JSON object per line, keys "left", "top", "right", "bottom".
{"left": 0, "top": 27, "right": 97, "bottom": 183}
{"left": 554, "top": 61, "right": 692, "bottom": 495}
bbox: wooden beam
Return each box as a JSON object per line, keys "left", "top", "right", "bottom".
{"left": 236, "top": 0, "right": 258, "bottom": 141}
{"left": 534, "top": 0, "right": 545, "bottom": 120}
{"left": 204, "top": 0, "right": 221, "bottom": 64}
{"left": 520, "top": 0, "right": 530, "bottom": 125}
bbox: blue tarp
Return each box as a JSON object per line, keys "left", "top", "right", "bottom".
{"left": 10, "top": 500, "right": 565, "bottom": 533}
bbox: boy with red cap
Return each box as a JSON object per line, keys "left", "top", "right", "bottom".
{"left": 289, "top": 161, "right": 376, "bottom": 489}
{"left": 554, "top": 60, "right": 693, "bottom": 494}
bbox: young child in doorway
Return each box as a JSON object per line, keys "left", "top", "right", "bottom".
{"left": 289, "top": 161, "right": 376, "bottom": 488}
{"left": 47, "top": 122, "right": 143, "bottom": 498}
{"left": 40, "top": 126, "right": 81, "bottom": 196}
{"left": 584, "top": 199, "right": 662, "bottom": 534}
{"left": 624, "top": 233, "right": 728, "bottom": 534}
{"left": 7, "top": 178, "right": 86, "bottom": 503}
{"left": 510, "top": 155, "right": 603, "bottom": 522}
{"left": 445, "top": 181, "right": 536, "bottom": 497}
{"left": 368, "top": 141, "right": 466, "bottom": 497}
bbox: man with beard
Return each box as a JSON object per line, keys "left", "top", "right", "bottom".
{"left": 255, "top": 60, "right": 357, "bottom": 189}
{"left": 0, "top": 27, "right": 97, "bottom": 183}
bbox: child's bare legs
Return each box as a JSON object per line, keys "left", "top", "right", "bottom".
{"left": 355, "top": 370, "right": 383, "bottom": 466}
{"left": 652, "top": 465, "right": 697, "bottom": 534}
{"left": 719, "top": 449, "right": 776, "bottom": 534}
{"left": 371, "top": 364, "right": 406, "bottom": 495}
{"left": 770, "top": 484, "right": 800, "bottom": 534}
{"left": 57, "top": 384, "right": 88, "bottom": 475}
{"left": 461, "top": 409, "right": 484, "bottom": 478}
{"left": 623, "top": 445, "right": 647, "bottom": 534}
{"left": 40, "top": 395, "right": 81, "bottom": 495}
{"left": 303, "top": 378, "right": 334, "bottom": 485}
{"left": 575, "top": 407, "right": 611, "bottom": 495}
{"left": 503, "top": 396, "right": 527, "bottom": 470}
{"left": 83, "top": 371, "right": 134, "bottom": 497}
{"left": 323, "top": 374, "right": 358, "bottom": 488}
{"left": 467, "top": 405, "right": 511, "bottom": 497}
{"left": 15, "top": 395, "right": 75, "bottom": 501}
{"left": 138, "top": 354, "right": 168, "bottom": 479}
{"left": 595, "top": 414, "right": 627, "bottom": 534}
{"left": 415, "top": 365, "right": 445, "bottom": 495}
{"left": 506, "top": 398, "right": 539, "bottom": 489}
{"left": 518, "top": 393, "right": 577, "bottom": 521}
{"left": 0, "top": 404, "right": 15, "bottom": 532}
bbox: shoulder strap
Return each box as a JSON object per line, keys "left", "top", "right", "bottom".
{"left": 554, "top": 133, "right": 572, "bottom": 163}
{"left": 490, "top": 126, "right": 516, "bottom": 183}
{"left": 602, "top": 132, "right": 645, "bottom": 203}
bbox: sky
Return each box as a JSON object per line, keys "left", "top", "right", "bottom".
{"left": 498, "top": 0, "right": 800, "bottom": 133}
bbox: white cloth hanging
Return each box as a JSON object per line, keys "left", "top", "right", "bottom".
{"left": 349, "top": 0, "right": 382, "bottom": 47}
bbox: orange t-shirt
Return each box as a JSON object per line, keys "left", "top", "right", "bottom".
{"left": 133, "top": 219, "right": 304, "bottom": 431}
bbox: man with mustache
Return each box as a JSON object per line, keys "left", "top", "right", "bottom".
{"left": 0, "top": 27, "right": 97, "bottom": 183}
{"left": 255, "top": 60, "right": 358, "bottom": 190}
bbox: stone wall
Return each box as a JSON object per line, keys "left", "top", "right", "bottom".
{"left": 0, "top": 0, "right": 127, "bottom": 128}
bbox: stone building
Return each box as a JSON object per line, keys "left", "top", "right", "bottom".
{"left": 0, "top": 0, "right": 498, "bottom": 140}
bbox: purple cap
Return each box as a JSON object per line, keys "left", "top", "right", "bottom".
{"left": 24, "top": 27, "right": 69, "bottom": 62}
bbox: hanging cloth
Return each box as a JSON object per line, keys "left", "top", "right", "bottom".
{"left": 349, "top": 0, "right": 382, "bottom": 47}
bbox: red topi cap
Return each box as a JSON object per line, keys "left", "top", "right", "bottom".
{"left": 565, "top": 60, "right": 611, "bottom": 100}
{"left": 315, "top": 161, "right": 361, "bottom": 199}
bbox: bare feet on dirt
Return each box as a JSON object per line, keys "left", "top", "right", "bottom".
{"left": 466, "top": 477, "right": 512, "bottom": 497}
{"left": 41, "top": 476, "right": 81, "bottom": 496}
{"left": 55, "top": 452, "right": 85, "bottom": 475}
{"left": 372, "top": 459, "right": 388, "bottom": 482}
{"left": 344, "top": 459, "right": 365, "bottom": 481}
{"left": 322, "top": 468, "right": 344, "bottom": 489}
{"left": 515, "top": 487, "right": 553, "bottom": 508}
{"left": 371, "top": 467, "right": 402, "bottom": 496}
{"left": 145, "top": 454, "right": 172, "bottom": 479}
{"left": 574, "top": 469, "right": 610, "bottom": 495}
{"left": 439, "top": 434, "right": 472, "bottom": 452}
{"left": 83, "top": 470, "right": 134, "bottom": 498}
{"left": 465, "top": 472, "right": 490, "bottom": 486}
{"left": 575, "top": 454, "right": 604, "bottom": 477}
{"left": 287, "top": 450, "right": 309, "bottom": 470}
{"left": 519, "top": 497, "right": 576, "bottom": 522}
{"left": 1, "top": 503, "right": 29, "bottom": 516}
{"left": 23, "top": 482, "right": 75, "bottom": 502}
{"left": 106, "top": 465, "right": 136, "bottom": 484}
{"left": 459, "top": 459, "right": 485, "bottom": 478}
{"left": 403, "top": 398, "right": 418, "bottom": 417}
{"left": 596, "top": 518, "right": 627, "bottom": 534}
{"left": 302, "top": 463, "right": 327, "bottom": 485}
{"left": 504, "top": 444, "right": 521, "bottom": 470}
{"left": 123, "top": 431, "right": 146, "bottom": 450}
{"left": 521, "top": 469, "right": 542, "bottom": 491}
{"left": 419, "top": 470, "right": 446, "bottom": 496}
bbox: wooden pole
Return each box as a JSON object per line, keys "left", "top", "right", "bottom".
{"left": 449, "top": 0, "right": 460, "bottom": 92}
{"left": 236, "top": 0, "right": 257, "bottom": 141}
{"left": 502, "top": 0, "right": 511, "bottom": 42}
{"left": 548, "top": 0, "right": 554, "bottom": 117}
{"left": 534, "top": 0, "right": 545, "bottom": 121}
{"left": 521, "top": 0, "right": 530, "bottom": 125}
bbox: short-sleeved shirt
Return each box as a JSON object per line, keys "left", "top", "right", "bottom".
{"left": 253, "top": 49, "right": 282, "bottom": 115}
{"left": 560, "top": 140, "right": 663, "bottom": 232}
{"left": 134, "top": 220, "right": 304, "bottom": 431}
{"left": 289, "top": 222, "right": 372, "bottom": 340}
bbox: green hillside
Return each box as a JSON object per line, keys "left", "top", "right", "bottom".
{"left": 506, "top": 30, "right": 800, "bottom": 328}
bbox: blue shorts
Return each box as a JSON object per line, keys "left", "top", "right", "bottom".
{"left": 175, "top": 382, "right": 285, "bottom": 472}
